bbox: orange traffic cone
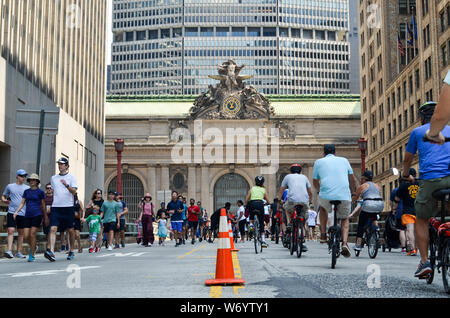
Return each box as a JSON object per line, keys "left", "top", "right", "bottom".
{"left": 228, "top": 220, "right": 239, "bottom": 252}
{"left": 205, "top": 209, "right": 245, "bottom": 286}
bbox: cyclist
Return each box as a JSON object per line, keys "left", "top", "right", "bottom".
{"left": 351, "top": 170, "right": 384, "bottom": 252}
{"left": 395, "top": 168, "right": 419, "bottom": 256}
{"left": 278, "top": 164, "right": 312, "bottom": 252}
{"left": 245, "top": 176, "right": 270, "bottom": 248}
{"left": 313, "top": 144, "right": 357, "bottom": 258}
{"left": 401, "top": 101, "right": 450, "bottom": 277}
{"left": 425, "top": 70, "right": 450, "bottom": 144}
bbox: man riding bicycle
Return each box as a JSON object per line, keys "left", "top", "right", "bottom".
{"left": 245, "top": 176, "right": 270, "bottom": 248}
{"left": 401, "top": 101, "right": 450, "bottom": 278}
{"left": 313, "top": 144, "right": 358, "bottom": 258}
{"left": 278, "top": 164, "right": 313, "bottom": 252}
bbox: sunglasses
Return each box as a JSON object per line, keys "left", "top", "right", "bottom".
{"left": 18, "top": 175, "right": 27, "bottom": 178}
{"left": 46, "top": 187, "right": 53, "bottom": 190}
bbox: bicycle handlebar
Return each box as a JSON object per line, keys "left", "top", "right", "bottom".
{"left": 422, "top": 135, "right": 450, "bottom": 142}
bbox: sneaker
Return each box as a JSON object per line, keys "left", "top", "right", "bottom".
{"left": 341, "top": 244, "right": 351, "bottom": 258}
{"left": 208, "top": 239, "right": 213, "bottom": 243}
{"left": 415, "top": 261, "right": 432, "bottom": 278}
{"left": 302, "top": 245, "right": 308, "bottom": 252}
{"left": 44, "top": 250, "right": 56, "bottom": 262}
{"left": 407, "top": 250, "right": 417, "bottom": 256}
{"left": 320, "top": 233, "right": 327, "bottom": 244}
{"left": 401, "top": 248, "right": 407, "bottom": 253}
{"left": 107, "top": 246, "right": 113, "bottom": 251}
{"left": 175, "top": 242, "right": 180, "bottom": 247}
{"left": 147, "top": 243, "right": 152, "bottom": 247}
{"left": 4, "top": 251, "right": 14, "bottom": 259}
{"left": 15, "top": 252, "right": 26, "bottom": 259}
{"left": 114, "top": 244, "right": 120, "bottom": 249}
{"left": 261, "top": 241, "right": 268, "bottom": 248}
{"left": 67, "top": 252, "right": 75, "bottom": 261}
{"left": 59, "top": 245, "right": 65, "bottom": 253}
{"left": 28, "top": 254, "right": 35, "bottom": 262}
{"left": 121, "top": 241, "right": 125, "bottom": 248}
{"left": 191, "top": 240, "right": 195, "bottom": 245}
{"left": 354, "top": 244, "right": 362, "bottom": 252}
{"left": 95, "top": 247, "right": 99, "bottom": 253}
{"left": 182, "top": 239, "right": 186, "bottom": 245}
{"left": 89, "top": 248, "right": 94, "bottom": 253}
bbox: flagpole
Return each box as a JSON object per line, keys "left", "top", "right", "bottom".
{"left": 405, "top": 23, "right": 408, "bottom": 65}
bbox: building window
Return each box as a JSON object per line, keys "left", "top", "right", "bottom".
{"left": 443, "top": 45, "right": 448, "bottom": 67}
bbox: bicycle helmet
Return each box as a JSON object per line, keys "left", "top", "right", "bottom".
{"left": 362, "top": 170, "right": 374, "bottom": 181}
{"left": 290, "top": 164, "right": 302, "bottom": 174}
{"left": 255, "top": 176, "right": 265, "bottom": 186}
{"left": 418, "top": 101, "right": 437, "bottom": 122}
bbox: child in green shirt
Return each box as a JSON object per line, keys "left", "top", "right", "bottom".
{"left": 84, "top": 205, "right": 102, "bottom": 253}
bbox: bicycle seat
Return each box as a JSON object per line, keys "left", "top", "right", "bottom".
{"left": 330, "top": 200, "right": 341, "bottom": 206}
{"left": 432, "top": 188, "right": 450, "bottom": 201}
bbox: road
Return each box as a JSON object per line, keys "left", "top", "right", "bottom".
{"left": 0, "top": 238, "right": 448, "bottom": 298}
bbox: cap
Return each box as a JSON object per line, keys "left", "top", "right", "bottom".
{"left": 362, "top": 170, "right": 374, "bottom": 180}
{"left": 57, "top": 158, "right": 69, "bottom": 165}
{"left": 16, "top": 169, "right": 28, "bottom": 177}
{"left": 409, "top": 168, "right": 417, "bottom": 177}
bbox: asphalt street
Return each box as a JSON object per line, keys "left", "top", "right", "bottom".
{"left": 0, "top": 238, "right": 448, "bottom": 298}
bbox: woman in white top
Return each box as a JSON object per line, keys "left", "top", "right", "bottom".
{"left": 236, "top": 200, "right": 246, "bottom": 243}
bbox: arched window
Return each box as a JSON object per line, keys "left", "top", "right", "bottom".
{"left": 108, "top": 173, "right": 144, "bottom": 221}
{"left": 214, "top": 173, "right": 250, "bottom": 213}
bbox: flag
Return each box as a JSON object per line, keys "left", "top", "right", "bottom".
{"left": 407, "top": 22, "right": 414, "bottom": 46}
{"left": 398, "top": 35, "right": 405, "bottom": 57}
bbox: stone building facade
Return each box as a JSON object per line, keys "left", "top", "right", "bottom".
{"left": 104, "top": 94, "right": 361, "bottom": 220}
{"left": 358, "top": 0, "right": 450, "bottom": 206}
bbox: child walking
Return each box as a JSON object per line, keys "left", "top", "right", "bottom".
{"left": 158, "top": 212, "right": 168, "bottom": 246}
{"left": 83, "top": 205, "right": 102, "bottom": 253}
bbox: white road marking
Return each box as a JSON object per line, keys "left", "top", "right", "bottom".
{"left": 0, "top": 266, "right": 101, "bottom": 278}
{"left": 97, "top": 252, "right": 147, "bottom": 258}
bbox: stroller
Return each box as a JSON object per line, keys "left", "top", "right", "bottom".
{"left": 136, "top": 220, "right": 143, "bottom": 245}
{"left": 382, "top": 212, "right": 402, "bottom": 252}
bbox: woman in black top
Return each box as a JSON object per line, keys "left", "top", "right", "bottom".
{"left": 85, "top": 189, "right": 104, "bottom": 248}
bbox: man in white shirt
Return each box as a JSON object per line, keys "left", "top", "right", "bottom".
{"left": 45, "top": 158, "right": 78, "bottom": 262}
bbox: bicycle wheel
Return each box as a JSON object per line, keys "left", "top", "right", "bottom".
{"left": 427, "top": 229, "right": 437, "bottom": 285}
{"left": 296, "top": 222, "right": 304, "bottom": 258}
{"left": 331, "top": 231, "right": 337, "bottom": 269}
{"left": 275, "top": 224, "right": 280, "bottom": 245}
{"left": 442, "top": 239, "right": 450, "bottom": 294}
{"left": 368, "top": 229, "right": 379, "bottom": 259}
{"left": 253, "top": 218, "right": 260, "bottom": 254}
{"left": 290, "top": 223, "right": 296, "bottom": 256}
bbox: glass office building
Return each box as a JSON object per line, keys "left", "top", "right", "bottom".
{"left": 111, "top": 0, "right": 351, "bottom": 96}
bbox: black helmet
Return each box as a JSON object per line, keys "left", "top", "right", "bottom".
{"left": 290, "top": 164, "right": 302, "bottom": 174}
{"left": 409, "top": 168, "right": 417, "bottom": 177}
{"left": 255, "top": 176, "right": 265, "bottom": 186}
{"left": 418, "top": 101, "right": 437, "bottom": 122}
{"left": 362, "top": 170, "right": 373, "bottom": 181}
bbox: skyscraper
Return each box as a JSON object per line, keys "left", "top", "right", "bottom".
{"left": 111, "top": 0, "right": 352, "bottom": 96}
{"left": 0, "top": 0, "right": 107, "bottom": 201}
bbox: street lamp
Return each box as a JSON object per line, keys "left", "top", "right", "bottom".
{"left": 114, "top": 139, "right": 125, "bottom": 195}
{"left": 358, "top": 138, "right": 368, "bottom": 175}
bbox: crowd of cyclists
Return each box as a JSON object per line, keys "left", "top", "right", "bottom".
{"left": 1, "top": 71, "right": 449, "bottom": 292}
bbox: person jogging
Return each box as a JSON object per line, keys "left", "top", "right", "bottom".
{"left": 187, "top": 198, "right": 200, "bottom": 245}
{"left": 101, "top": 191, "right": 121, "bottom": 251}
{"left": 115, "top": 192, "right": 128, "bottom": 248}
{"left": 167, "top": 191, "right": 184, "bottom": 247}
{"left": 45, "top": 158, "right": 78, "bottom": 262}
{"left": 1, "top": 169, "right": 29, "bottom": 259}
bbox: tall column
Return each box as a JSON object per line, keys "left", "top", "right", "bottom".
{"left": 201, "top": 165, "right": 210, "bottom": 213}
{"left": 266, "top": 166, "right": 277, "bottom": 202}
{"left": 160, "top": 165, "right": 170, "bottom": 191}
{"left": 188, "top": 165, "right": 196, "bottom": 201}
{"left": 147, "top": 164, "right": 156, "bottom": 202}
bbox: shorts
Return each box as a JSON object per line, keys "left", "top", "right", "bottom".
{"left": 171, "top": 221, "right": 183, "bottom": 232}
{"left": 104, "top": 221, "right": 119, "bottom": 233}
{"left": 318, "top": 198, "right": 351, "bottom": 220}
{"left": 43, "top": 223, "right": 50, "bottom": 235}
{"left": 402, "top": 214, "right": 416, "bottom": 225}
{"left": 23, "top": 215, "right": 42, "bottom": 229}
{"left": 50, "top": 207, "right": 75, "bottom": 231}
{"left": 89, "top": 232, "right": 98, "bottom": 242}
{"left": 119, "top": 219, "right": 126, "bottom": 231}
{"left": 188, "top": 221, "right": 199, "bottom": 229}
{"left": 309, "top": 225, "right": 316, "bottom": 230}
{"left": 395, "top": 218, "right": 406, "bottom": 231}
{"left": 415, "top": 176, "right": 450, "bottom": 220}
{"left": 285, "top": 201, "right": 309, "bottom": 220}
{"left": 7, "top": 213, "right": 25, "bottom": 229}
{"left": 74, "top": 219, "right": 82, "bottom": 231}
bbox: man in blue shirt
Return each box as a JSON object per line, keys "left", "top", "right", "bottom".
{"left": 401, "top": 101, "right": 450, "bottom": 278}
{"left": 313, "top": 144, "right": 357, "bottom": 258}
{"left": 167, "top": 191, "right": 184, "bottom": 247}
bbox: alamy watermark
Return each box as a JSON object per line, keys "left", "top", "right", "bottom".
{"left": 366, "top": 4, "right": 382, "bottom": 30}
{"left": 366, "top": 264, "right": 381, "bottom": 289}
{"left": 171, "top": 120, "right": 279, "bottom": 174}
{"left": 66, "top": 264, "right": 81, "bottom": 289}
{"left": 66, "top": 4, "right": 82, "bottom": 29}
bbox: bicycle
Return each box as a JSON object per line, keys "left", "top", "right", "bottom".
{"left": 232, "top": 221, "right": 240, "bottom": 244}
{"left": 274, "top": 212, "right": 281, "bottom": 245}
{"left": 289, "top": 204, "right": 306, "bottom": 258}
{"left": 420, "top": 135, "right": 450, "bottom": 293}
{"left": 355, "top": 214, "right": 380, "bottom": 259}
{"left": 250, "top": 213, "right": 263, "bottom": 254}
{"left": 328, "top": 201, "right": 342, "bottom": 269}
